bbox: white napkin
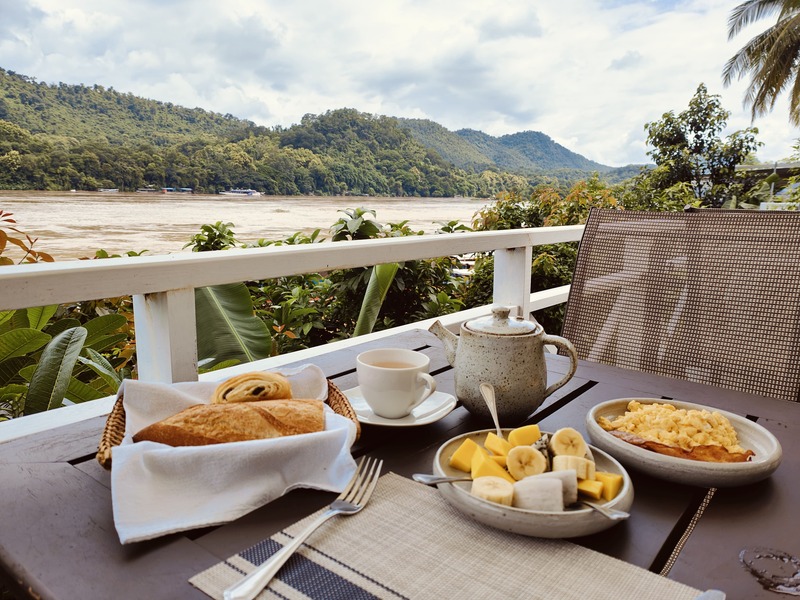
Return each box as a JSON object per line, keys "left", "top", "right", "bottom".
{"left": 110, "top": 364, "right": 358, "bottom": 544}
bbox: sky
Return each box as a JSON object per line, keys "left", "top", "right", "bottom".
{"left": 1, "top": 0, "right": 798, "bottom": 168}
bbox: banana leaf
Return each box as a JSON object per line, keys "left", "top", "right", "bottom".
{"left": 0, "top": 311, "right": 14, "bottom": 328}
{"left": 0, "top": 328, "right": 51, "bottom": 362}
{"left": 195, "top": 283, "right": 271, "bottom": 369}
{"left": 353, "top": 263, "right": 400, "bottom": 337}
{"left": 25, "top": 305, "right": 59, "bottom": 331}
{"left": 25, "top": 327, "right": 87, "bottom": 414}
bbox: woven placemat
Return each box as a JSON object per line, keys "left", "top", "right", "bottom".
{"left": 190, "top": 472, "right": 702, "bottom": 600}
{"left": 96, "top": 379, "right": 359, "bottom": 469}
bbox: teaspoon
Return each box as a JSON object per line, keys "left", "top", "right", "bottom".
{"left": 479, "top": 381, "right": 503, "bottom": 438}
{"left": 412, "top": 474, "right": 629, "bottom": 521}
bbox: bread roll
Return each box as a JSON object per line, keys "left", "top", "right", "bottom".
{"left": 212, "top": 371, "right": 292, "bottom": 404}
{"left": 133, "top": 399, "right": 324, "bottom": 447}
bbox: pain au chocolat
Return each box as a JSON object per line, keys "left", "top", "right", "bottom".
{"left": 211, "top": 371, "right": 293, "bottom": 404}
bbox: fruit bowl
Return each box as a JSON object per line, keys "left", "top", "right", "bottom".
{"left": 431, "top": 429, "right": 634, "bottom": 538}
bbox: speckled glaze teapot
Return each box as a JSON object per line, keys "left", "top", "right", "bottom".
{"left": 429, "top": 305, "right": 578, "bottom": 425}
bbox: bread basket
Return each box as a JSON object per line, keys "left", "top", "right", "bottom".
{"left": 96, "top": 379, "right": 360, "bottom": 469}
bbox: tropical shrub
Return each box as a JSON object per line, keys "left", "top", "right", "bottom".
{"left": 0, "top": 306, "right": 126, "bottom": 420}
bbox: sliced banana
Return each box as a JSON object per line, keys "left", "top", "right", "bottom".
{"left": 471, "top": 476, "right": 514, "bottom": 506}
{"left": 549, "top": 427, "right": 588, "bottom": 457}
{"left": 513, "top": 477, "right": 564, "bottom": 511}
{"left": 551, "top": 455, "right": 596, "bottom": 480}
{"left": 506, "top": 445, "right": 548, "bottom": 480}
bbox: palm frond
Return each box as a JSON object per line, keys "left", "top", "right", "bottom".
{"left": 728, "top": 0, "right": 790, "bottom": 40}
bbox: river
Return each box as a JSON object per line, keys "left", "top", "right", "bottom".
{"left": 0, "top": 191, "right": 490, "bottom": 260}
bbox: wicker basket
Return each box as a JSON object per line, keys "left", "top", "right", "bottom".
{"left": 96, "top": 379, "right": 360, "bottom": 470}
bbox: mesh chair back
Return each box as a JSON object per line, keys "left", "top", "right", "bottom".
{"left": 561, "top": 208, "right": 800, "bottom": 401}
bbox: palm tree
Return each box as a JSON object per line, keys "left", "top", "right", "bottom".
{"left": 723, "top": 0, "right": 800, "bottom": 125}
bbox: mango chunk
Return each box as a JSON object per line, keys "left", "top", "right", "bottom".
{"left": 449, "top": 438, "right": 480, "bottom": 472}
{"left": 508, "top": 424, "right": 542, "bottom": 447}
{"left": 595, "top": 471, "right": 624, "bottom": 501}
{"left": 484, "top": 432, "right": 512, "bottom": 456}
{"left": 471, "top": 450, "right": 515, "bottom": 483}
{"left": 489, "top": 455, "right": 508, "bottom": 468}
{"left": 470, "top": 445, "right": 491, "bottom": 474}
{"left": 577, "top": 478, "right": 604, "bottom": 500}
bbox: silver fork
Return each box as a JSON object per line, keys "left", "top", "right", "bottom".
{"left": 223, "top": 456, "right": 383, "bottom": 600}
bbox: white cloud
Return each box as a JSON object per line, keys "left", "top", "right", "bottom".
{"left": 1, "top": 0, "right": 798, "bottom": 167}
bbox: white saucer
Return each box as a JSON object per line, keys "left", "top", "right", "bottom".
{"left": 343, "top": 387, "right": 457, "bottom": 427}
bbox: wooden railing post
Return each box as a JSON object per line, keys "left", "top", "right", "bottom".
{"left": 493, "top": 246, "right": 533, "bottom": 318}
{"left": 132, "top": 288, "right": 198, "bottom": 383}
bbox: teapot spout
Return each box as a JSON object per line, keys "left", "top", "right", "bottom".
{"left": 428, "top": 320, "right": 458, "bottom": 366}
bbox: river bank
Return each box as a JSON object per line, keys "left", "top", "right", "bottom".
{"left": 1, "top": 191, "right": 489, "bottom": 260}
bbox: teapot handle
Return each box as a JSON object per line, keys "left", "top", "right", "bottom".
{"left": 541, "top": 334, "right": 578, "bottom": 399}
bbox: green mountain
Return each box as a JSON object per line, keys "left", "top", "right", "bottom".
{"left": 394, "top": 119, "right": 495, "bottom": 171}
{"left": 0, "top": 67, "right": 640, "bottom": 194}
{"left": 398, "top": 118, "right": 613, "bottom": 174}
{"left": 498, "top": 131, "right": 610, "bottom": 172}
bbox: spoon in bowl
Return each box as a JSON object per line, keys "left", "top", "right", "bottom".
{"left": 479, "top": 381, "right": 503, "bottom": 438}
{"left": 413, "top": 474, "right": 629, "bottom": 520}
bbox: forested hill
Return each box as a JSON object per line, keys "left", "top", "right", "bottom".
{"left": 0, "top": 68, "right": 256, "bottom": 146}
{"left": 398, "top": 119, "right": 612, "bottom": 173}
{"left": 0, "top": 67, "right": 636, "bottom": 194}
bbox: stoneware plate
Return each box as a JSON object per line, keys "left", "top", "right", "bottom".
{"left": 432, "top": 429, "right": 633, "bottom": 538}
{"left": 586, "top": 398, "right": 783, "bottom": 488}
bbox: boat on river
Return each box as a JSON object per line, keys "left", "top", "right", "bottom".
{"left": 219, "top": 189, "right": 262, "bottom": 197}
{"left": 161, "top": 187, "right": 193, "bottom": 193}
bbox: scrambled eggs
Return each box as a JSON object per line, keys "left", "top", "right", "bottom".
{"left": 599, "top": 400, "right": 747, "bottom": 454}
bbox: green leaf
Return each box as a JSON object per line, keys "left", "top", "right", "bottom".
{"left": 353, "top": 263, "right": 400, "bottom": 337}
{"left": 195, "top": 283, "right": 271, "bottom": 369}
{"left": 0, "top": 328, "right": 51, "bottom": 361}
{"left": 44, "top": 318, "right": 82, "bottom": 336}
{"left": 0, "top": 310, "right": 15, "bottom": 328}
{"left": 24, "top": 327, "right": 87, "bottom": 414}
{"left": 198, "top": 358, "right": 241, "bottom": 373}
{"left": 65, "top": 376, "right": 107, "bottom": 403}
{"left": 85, "top": 332, "right": 127, "bottom": 353}
{"left": 0, "top": 356, "right": 34, "bottom": 386}
{"left": 83, "top": 314, "right": 127, "bottom": 345}
{"left": 77, "top": 348, "right": 122, "bottom": 391}
{"left": 25, "top": 305, "right": 59, "bottom": 330}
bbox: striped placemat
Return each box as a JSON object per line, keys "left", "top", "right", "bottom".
{"left": 191, "top": 472, "right": 702, "bottom": 599}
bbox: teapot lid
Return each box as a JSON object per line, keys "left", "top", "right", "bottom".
{"left": 465, "top": 306, "right": 540, "bottom": 335}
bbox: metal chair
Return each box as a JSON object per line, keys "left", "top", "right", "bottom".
{"left": 561, "top": 208, "right": 800, "bottom": 402}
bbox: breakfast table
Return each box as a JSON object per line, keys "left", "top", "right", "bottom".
{"left": 0, "top": 328, "right": 797, "bottom": 600}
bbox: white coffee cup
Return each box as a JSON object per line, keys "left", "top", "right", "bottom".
{"left": 356, "top": 348, "right": 437, "bottom": 419}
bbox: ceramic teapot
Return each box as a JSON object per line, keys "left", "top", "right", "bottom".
{"left": 429, "top": 305, "right": 578, "bottom": 425}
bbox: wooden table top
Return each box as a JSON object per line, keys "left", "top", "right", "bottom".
{"left": 1, "top": 328, "right": 797, "bottom": 600}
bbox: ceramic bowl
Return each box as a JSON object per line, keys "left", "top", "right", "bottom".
{"left": 586, "top": 398, "right": 783, "bottom": 488}
{"left": 432, "top": 428, "right": 633, "bottom": 538}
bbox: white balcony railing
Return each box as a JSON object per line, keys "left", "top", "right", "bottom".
{"left": 0, "top": 225, "right": 584, "bottom": 440}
